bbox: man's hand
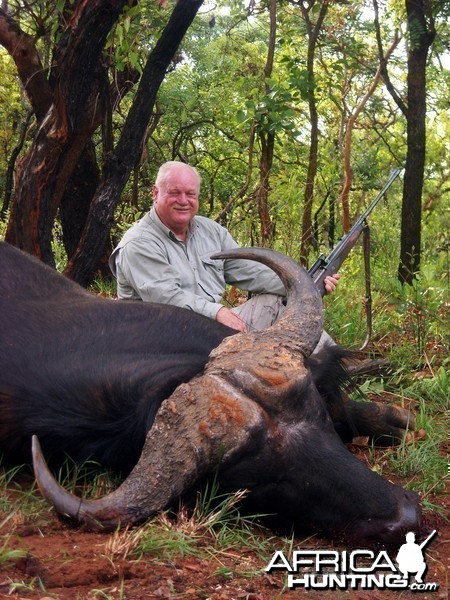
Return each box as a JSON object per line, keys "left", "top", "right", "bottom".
{"left": 216, "top": 306, "right": 248, "bottom": 332}
{"left": 324, "top": 273, "right": 340, "bottom": 295}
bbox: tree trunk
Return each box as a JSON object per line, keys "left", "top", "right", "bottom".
{"left": 256, "top": 0, "right": 277, "bottom": 246}
{"left": 59, "top": 142, "right": 100, "bottom": 259}
{"left": 398, "top": 0, "right": 434, "bottom": 284}
{"left": 300, "top": 104, "right": 319, "bottom": 265}
{"left": 374, "top": 0, "right": 435, "bottom": 285}
{"left": 257, "top": 131, "right": 275, "bottom": 244}
{"left": 64, "top": 0, "right": 204, "bottom": 285}
{"left": 5, "top": 0, "right": 129, "bottom": 265}
{"left": 299, "top": 0, "right": 329, "bottom": 266}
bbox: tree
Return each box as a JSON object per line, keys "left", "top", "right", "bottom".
{"left": 298, "top": 0, "right": 330, "bottom": 265}
{"left": 1, "top": 0, "right": 203, "bottom": 283}
{"left": 1, "top": 0, "right": 130, "bottom": 265}
{"left": 374, "top": 0, "right": 435, "bottom": 284}
{"left": 399, "top": 0, "right": 435, "bottom": 284}
{"left": 255, "top": 0, "right": 277, "bottom": 245}
{"left": 2, "top": 0, "right": 447, "bottom": 282}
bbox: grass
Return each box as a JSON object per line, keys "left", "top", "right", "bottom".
{"left": 0, "top": 465, "right": 51, "bottom": 527}
{"left": 90, "top": 276, "right": 117, "bottom": 298}
{"left": 384, "top": 366, "right": 449, "bottom": 507}
{"left": 102, "top": 481, "right": 290, "bottom": 581}
{"left": 52, "top": 456, "right": 121, "bottom": 499}
{"left": 0, "top": 515, "right": 27, "bottom": 566}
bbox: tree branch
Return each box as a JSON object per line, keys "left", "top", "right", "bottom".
{"left": 0, "top": 7, "right": 52, "bottom": 120}
{"left": 372, "top": 0, "right": 407, "bottom": 117}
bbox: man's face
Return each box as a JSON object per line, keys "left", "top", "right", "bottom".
{"left": 153, "top": 166, "right": 200, "bottom": 236}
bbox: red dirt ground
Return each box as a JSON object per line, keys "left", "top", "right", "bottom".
{"left": 1, "top": 454, "right": 448, "bottom": 600}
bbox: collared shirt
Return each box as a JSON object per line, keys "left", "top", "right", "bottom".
{"left": 109, "top": 207, "right": 285, "bottom": 319}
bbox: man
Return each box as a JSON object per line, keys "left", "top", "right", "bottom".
{"left": 109, "top": 161, "right": 340, "bottom": 333}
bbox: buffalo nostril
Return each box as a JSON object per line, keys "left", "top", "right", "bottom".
{"left": 359, "top": 490, "right": 422, "bottom": 544}
{"left": 400, "top": 495, "right": 421, "bottom": 529}
{"left": 384, "top": 493, "right": 421, "bottom": 541}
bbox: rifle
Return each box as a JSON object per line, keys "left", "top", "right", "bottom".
{"left": 419, "top": 530, "right": 437, "bottom": 551}
{"left": 308, "top": 168, "right": 402, "bottom": 297}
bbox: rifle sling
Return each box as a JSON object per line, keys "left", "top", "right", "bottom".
{"left": 359, "top": 224, "right": 372, "bottom": 351}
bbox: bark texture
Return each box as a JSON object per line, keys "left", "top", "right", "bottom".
{"left": 65, "top": 0, "right": 204, "bottom": 284}
{"left": 398, "top": 0, "right": 434, "bottom": 284}
{"left": 5, "top": 0, "right": 129, "bottom": 264}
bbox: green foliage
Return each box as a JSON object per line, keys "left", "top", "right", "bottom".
{"left": 408, "top": 16, "right": 427, "bottom": 50}
{"left": 0, "top": 50, "right": 29, "bottom": 202}
{"left": 2, "top": 0, "right": 449, "bottom": 258}
{"left": 0, "top": 514, "right": 27, "bottom": 566}
{"left": 374, "top": 371, "right": 449, "bottom": 511}
{"left": 90, "top": 276, "right": 117, "bottom": 298}
{"left": 104, "top": 2, "right": 165, "bottom": 73}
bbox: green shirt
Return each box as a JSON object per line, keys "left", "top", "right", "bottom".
{"left": 109, "top": 207, "right": 285, "bottom": 319}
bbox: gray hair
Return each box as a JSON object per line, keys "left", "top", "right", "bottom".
{"left": 155, "top": 161, "right": 201, "bottom": 190}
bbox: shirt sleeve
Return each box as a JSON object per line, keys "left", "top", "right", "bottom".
{"left": 225, "top": 259, "right": 286, "bottom": 296}
{"left": 116, "top": 239, "right": 224, "bottom": 320}
{"left": 220, "top": 229, "right": 286, "bottom": 296}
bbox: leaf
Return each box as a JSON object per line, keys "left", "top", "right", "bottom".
{"left": 235, "top": 110, "right": 248, "bottom": 124}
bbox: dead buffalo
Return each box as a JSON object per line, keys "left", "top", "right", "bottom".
{"left": 0, "top": 241, "right": 420, "bottom": 542}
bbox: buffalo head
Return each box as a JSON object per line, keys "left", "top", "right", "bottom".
{"left": 31, "top": 248, "right": 420, "bottom": 542}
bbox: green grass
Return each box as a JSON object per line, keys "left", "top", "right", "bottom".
{"left": 89, "top": 276, "right": 117, "bottom": 298}
{"left": 0, "top": 464, "right": 50, "bottom": 526}
{"left": 7, "top": 577, "right": 48, "bottom": 595}
{"left": 0, "top": 514, "right": 27, "bottom": 566}
{"left": 325, "top": 272, "right": 448, "bottom": 361}
{"left": 51, "top": 456, "right": 121, "bottom": 499}
{"left": 385, "top": 365, "right": 449, "bottom": 508}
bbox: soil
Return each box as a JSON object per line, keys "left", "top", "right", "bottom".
{"left": 1, "top": 450, "right": 448, "bottom": 600}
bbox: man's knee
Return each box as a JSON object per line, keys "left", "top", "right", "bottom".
{"left": 231, "top": 293, "right": 284, "bottom": 331}
{"left": 232, "top": 295, "right": 335, "bottom": 355}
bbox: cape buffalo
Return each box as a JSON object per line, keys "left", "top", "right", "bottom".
{"left": 0, "top": 241, "right": 420, "bottom": 542}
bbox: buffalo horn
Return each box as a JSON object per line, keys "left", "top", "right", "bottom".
{"left": 33, "top": 248, "right": 323, "bottom": 529}
{"left": 211, "top": 247, "right": 323, "bottom": 357}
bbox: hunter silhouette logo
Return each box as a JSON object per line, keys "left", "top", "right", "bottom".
{"left": 265, "top": 530, "right": 439, "bottom": 591}
{"left": 396, "top": 530, "right": 436, "bottom": 585}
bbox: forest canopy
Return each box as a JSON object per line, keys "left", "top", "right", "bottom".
{"left": 0, "top": 0, "right": 449, "bottom": 285}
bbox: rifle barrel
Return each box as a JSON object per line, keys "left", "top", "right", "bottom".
{"left": 308, "top": 168, "right": 403, "bottom": 295}
{"left": 353, "top": 168, "right": 402, "bottom": 229}
{"left": 419, "top": 530, "right": 437, "bottom": 550}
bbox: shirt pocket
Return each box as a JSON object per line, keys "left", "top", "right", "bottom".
{"left": 199, "top": 253, "right": 226, "bottom": 300}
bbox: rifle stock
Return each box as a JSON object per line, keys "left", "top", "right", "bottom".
{"left": 308, "top": 169, "right": 402, "bottom": 297}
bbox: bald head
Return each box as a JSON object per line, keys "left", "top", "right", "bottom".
{"left": 155, "top": 161, "right": 201, "bottom": 192}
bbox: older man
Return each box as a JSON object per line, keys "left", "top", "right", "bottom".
{"left": 109, "top": 161, "right": 339, "bottom": 333}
